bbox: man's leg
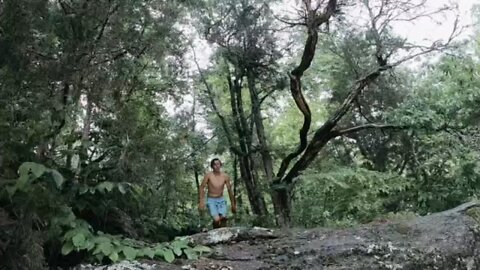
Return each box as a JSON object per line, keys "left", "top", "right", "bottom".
{"left": 212, "top": 215, "right": 221, "bottom": 228}
{"left": 218, "top": 200, "right": 228, "bottom": 228}
{"left": 207, "top": 198, "right": 222, "bottom": 229}
{"left": 219, "top": 215, "right": 227, "bottom": 227}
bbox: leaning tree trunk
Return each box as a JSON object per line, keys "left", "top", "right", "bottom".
{"left": 272, "top": 1, "right": 338, "bottom": 226}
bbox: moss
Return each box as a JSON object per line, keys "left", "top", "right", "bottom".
{"left": 465, "top": 207, "right": 480, "bottom": 223}
{"left": 383, "top": 211, "right": 418, "bottom": 222}
{"left": 392, "top": 222, "right": 411, "bottom": 235}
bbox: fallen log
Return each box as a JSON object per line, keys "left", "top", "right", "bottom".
{"left": 76, "top": 201, "right": 480, "bottom": 270}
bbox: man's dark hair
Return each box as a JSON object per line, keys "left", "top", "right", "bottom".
{"left": 210, "top": 158, "right": 222, "bottom": 168}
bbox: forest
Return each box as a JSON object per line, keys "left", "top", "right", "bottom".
{"left": 0, "top": 0, "right": 479, "bottom": 269}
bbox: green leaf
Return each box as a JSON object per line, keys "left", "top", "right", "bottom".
{"left": 171, "top": 239, "right": 187, "bottom": 256}
{"left": 93, "top": 236, "right": 111, "bottom": 244}
{"left": 132, "top": 185, "right": 144, "bottom": 195}
{"left": 173, "top": 246, "right": 182, "bottom": 256}
{"left": 79, "top": 185, "right": 89, "bottom": 195}
{"left": 93, "top": 245, "right": 102, "bottom": 255}
{"left": 118, "top": 184, "right": 127, "bottom": 194}
{"left": 72, "top": 233, "right": 86, "bottom": 248}
{"left": 172, "top": 239, "right": 188, "bottom": 249}
{"left": 61, "top": 242, "right": 74, "bottom": 255}
{"left": 163, "top": 249, "right": 175, "bottom": 263}
{"left": 109, "top": 251, "right": 119, "bottom": 262}
{"left": 192, "top": 245, "right": 211, "bottom": 253}
{"left": 15, "top": 174, "right": 29, "bottom": 190}
{"left": 49, "top": 169, "right": 64, "bottom": 188}
{"left": 96, "top": 182, "right": 114, "bottom": 193}
{"left": 96, "top": 183, "right": 106, "bottom": 194}
{"left": 143, "top": 247, "right": 155, "bottom": 259}
{"left": 63, "top": 229, "right": 78, "bottom": 241}
{"left": 19, "top": 162, "right": 46, "bottom": 179}
{"left": 122, "top": 246, "right": 137, "bottom": 261}
{"left": 183, "top": 248, "right": 198, "bottom": 260}
{"left": 154, "top": 247, "right": 165, "bottom": 257}
{"left": 112, "top": 238, "right": 121, "bottom": 246}
{"left": 104, "top": 182, "right": 114, "bottom": 192}
{"left": 98, "top": 242, "right": 113, "bottom": 256}
{"left": 85, "top": 240, "right": 95, "bottom": 251}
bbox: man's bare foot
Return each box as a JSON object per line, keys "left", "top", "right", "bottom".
{"left": 220, "top": 216, "right": 228, "bottom": 227}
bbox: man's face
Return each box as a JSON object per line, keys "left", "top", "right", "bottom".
{"left": 212, "top": 160, "right": 222, "bottom": 172}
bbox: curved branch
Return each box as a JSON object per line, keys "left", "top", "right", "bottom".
{"left": 281, "top": 67, "right": 388, "bottom": 184}
{"left": 331, "top": 123, "right": 406, "bottom": 137}
{"left": 277, "top": 0, "right": 461, "bottom": 188}
{"left": 276, "top": 0, "right": 338, "bottom": 179}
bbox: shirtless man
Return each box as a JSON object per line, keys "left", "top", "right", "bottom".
{"left": 198, "top": 158, "right": 236, "bottom": 228}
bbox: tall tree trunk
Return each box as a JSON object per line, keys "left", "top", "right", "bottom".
{"left": 193, "top": 48, "right": 266, "bottom": 219}
{"left": 246, "top": 71, "right": 274, "bottom": 181}
{"left": 228, "top": 71, "right": 268, "bottom": 221}
{"left": 232, "top": 153, "right": 238, "bottom": 205}
{"left": 272, "top": 0, "right": 345, "bottom": 226}
{"left": 238, "top": 156, "right": 267, "bottom": 220}
{"left": 75, "top": 93, "right": 93, "bottom": 182}
{"left": 232, "top": 154, "right": 243, "bottom": 222}
{"left": 194, "top": 168, "right": 200, "bottom": 201}
{"left": 246, "top": 70, "right": 286, "bottom": 226}
{"left": 190, "top": 90, "right": 201, "bottom": 200}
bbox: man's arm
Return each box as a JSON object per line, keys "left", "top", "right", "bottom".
{"left": 225, "top": 175, "right": 236, "bottom": 213}
{"left": 198, "top": 173, "right": 209, "bottom": 210}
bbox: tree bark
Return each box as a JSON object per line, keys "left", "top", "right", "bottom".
{"left": 272, "top": 0, "right": 339, "bottom": 226}
{"left": 228, "top": 70, "right": 268, "bottom": 221}
{"left": 246, "top": 71, "right": 274, "bottom": 183}
{"left": 75, "top": 93, "right": 93, "bottom": 182}
{"left": 247, "top": 70, "right": 287, "bottom": 226}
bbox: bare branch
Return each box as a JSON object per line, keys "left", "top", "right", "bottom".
{"left": 94, "top": 3, "right": 120, "bottom": 44}
{"left": 372, "top": 0, "right": 454, "bottom": 35}
{"left": 259, "top": 89, "right": 277, "bottom": 105}
{"left": 26, "top": 49, "right": 57, "bottom": 61}
{"left": 185, "top": 134, "right": 217, "bottom": 160}
{"left": 354, "top": 98, "right": 375, "bottom": 123}
{"left": 273, "top": 13, "right": 307, "bottom": 27}
{"left": 58, "top": 0, "right": 74, "bottom": 15}
{"left": 331, "top": 123, "right": 406, "bottom": 137}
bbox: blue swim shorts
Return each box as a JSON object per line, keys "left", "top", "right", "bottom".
{"left": 207, "top": 197, "right": 227, "bottom": 218}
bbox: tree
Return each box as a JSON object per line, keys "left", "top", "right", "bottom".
{"left": 0, "top": 0, "right": 200, "bottom": 267}
{"left": 194, "top": 0, "right": 284, "bottom": 223}
{"left": 270, "top": 0, "right": 461, "bottom": 225}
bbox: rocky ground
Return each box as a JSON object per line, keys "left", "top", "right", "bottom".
{"left": 76, "top": 201, "right": 480, "bottom": 270}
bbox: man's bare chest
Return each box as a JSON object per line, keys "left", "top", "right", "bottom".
{"left": 209, "top": 174, "right": 226, "bottom": 187}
